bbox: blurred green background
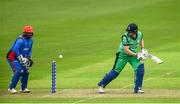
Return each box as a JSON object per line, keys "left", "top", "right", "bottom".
{"left": 0, "top": 0, "right": 180, "bottom": 103}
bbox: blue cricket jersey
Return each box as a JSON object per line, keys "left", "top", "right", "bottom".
{"left": 9, "top": 35, "right": 33, "bottom": 59}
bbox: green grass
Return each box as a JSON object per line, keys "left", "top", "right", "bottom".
{"left": 0, "top": 0, "right": 180, "bottom": 103}
{"left": 1, "top": 98, "right": 180, "bottom": 103}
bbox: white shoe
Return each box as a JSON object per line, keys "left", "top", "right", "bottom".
{"left": 98, "top": 86, "right": 104, "bottom": 93}
{"left": 135, "top": 89, "right": 144, "bottom": 94}
{"left": 8, "top": 88, "right": 17, "bottom": 94}
{"left": 20, "top": 88, "right": 31, "bottom": 93}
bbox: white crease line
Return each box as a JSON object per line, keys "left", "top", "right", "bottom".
{"left": 40, "top": 70, "right": 178, "bottom": 102}
{"left": 41, "top": 89, "right": 62, "bottom": 98}
{"left": 73, "top": 70, "right": 178, "bottom": 104}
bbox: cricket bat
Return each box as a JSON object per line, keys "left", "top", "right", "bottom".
{"left": 148, "top": 54, "right": 163, "bottom": 64}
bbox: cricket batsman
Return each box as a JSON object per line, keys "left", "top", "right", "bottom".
{"left": 6, "top": 25, "right": 34, "bottom": 94}
{"left": 98, "top": 23, "right": 148, "bottom": 94}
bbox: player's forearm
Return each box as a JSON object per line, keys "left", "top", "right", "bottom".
{"left": 140, "top": 39, "right": 144, "bottom": 49}
{"left": 124, "top": 46, "right": 136, "bottom": 56}
{"left": 125, "top": 49, "right": 136, "bottom": 56}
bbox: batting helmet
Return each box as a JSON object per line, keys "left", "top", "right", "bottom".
{"left": 126, "top": 23, "right": 138, "bottom": 33}
{"left": 23, "top": 25, "right": 33, "bottom": 33}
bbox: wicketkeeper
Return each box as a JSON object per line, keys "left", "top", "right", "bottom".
{"left": 6, "top": 25, "right": 34, "bottom": 94}
{"left": 98, "top": 23, "right": 148, "bottom": 94}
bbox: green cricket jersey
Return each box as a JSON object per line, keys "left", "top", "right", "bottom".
{"left": 113, "top": 31, "right": 143, "bottom": 72}
{"left": 118, "top": 31, "right": 143, "bottom": 55}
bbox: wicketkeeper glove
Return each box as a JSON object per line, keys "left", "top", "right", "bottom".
{"left": 25, "top": 56, "right": 33, "bottom": 67}
{"left": 17, "top": 55, "right": 29, "bottom": 67}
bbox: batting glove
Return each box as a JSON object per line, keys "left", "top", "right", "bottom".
{"left": 137, "top": 52, "right": 146, "bottom": 60}
{"left": 141, "top": 48, "right": 148, "bottom": 58}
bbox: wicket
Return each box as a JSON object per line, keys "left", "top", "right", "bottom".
{"left": 52, "top": 61, "right": 56, "bottom": 93}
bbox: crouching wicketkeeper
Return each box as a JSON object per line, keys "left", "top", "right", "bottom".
{"left": 98, "top": 23, "right": 148, "bottom": 94}
{"left": 6, "top": 25, "right": 34, "bottom": 94}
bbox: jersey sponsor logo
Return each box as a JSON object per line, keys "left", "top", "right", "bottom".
{"left": 24, "top": 48, "right": 29, "bottom": 51}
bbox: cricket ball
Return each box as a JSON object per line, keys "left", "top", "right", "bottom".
{"left": 59, "top": 54, "right": 63, "bottom": 58}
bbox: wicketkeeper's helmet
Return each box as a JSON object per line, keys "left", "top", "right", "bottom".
{"left": 23, "top": 25, "right": 34, "bottom": 39}
{"left": 126, "top": 23, "right": 138, "bottom": 33}
{"left": 23, "top": 25, "right": 33, "bottom": 33}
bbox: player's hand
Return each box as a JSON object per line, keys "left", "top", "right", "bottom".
{"left": 26, "top": 56, "right": 33, "bottom": 67}
{"left": 137, "top": 52, "right": 146, "bottom": 61}
{"left": 18, "top": 55, "right": 29, "bottom": 67}
{"left": 141, "top": 48, "right": 148, "bottom": 58}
